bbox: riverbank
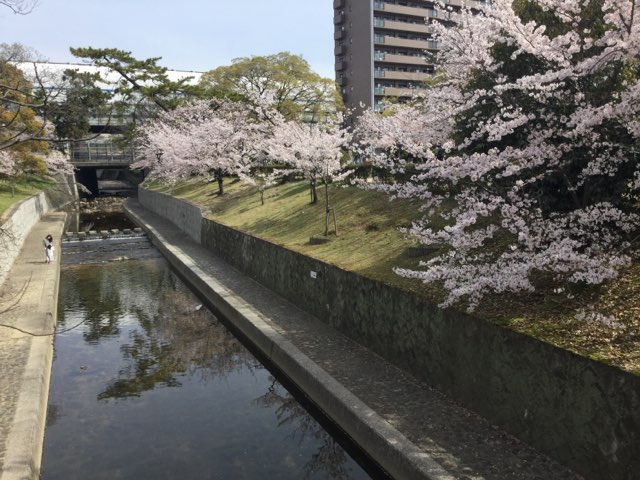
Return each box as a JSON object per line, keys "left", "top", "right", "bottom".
{"left": 0, "top": 212, "right": 65, "bottom": 480}
{"left": 146, "top": 177, "right": 640, "bottom": 375}
{"left": 135, "top": 186, "right": 640, "bottom": 480}
{"left": 125, "top": 198, "right": 581, "bottom": 480}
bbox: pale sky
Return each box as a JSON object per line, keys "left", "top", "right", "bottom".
{"left": 0, "top": 0, "right": 335, "bottom": 78}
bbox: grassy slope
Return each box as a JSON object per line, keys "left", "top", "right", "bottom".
{"left": 150, "top": 177, "right": 640, "bottom": 374}
{"left": 0, "top": 176, "right": 54, "bottom": 216}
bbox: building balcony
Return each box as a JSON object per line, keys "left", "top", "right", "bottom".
{"left": 377, "top": 35, "right": 431, "bottom": 50}
{"left": 378, "top": 19, "right": 431, "bottom": 34}
{"left": 334, "top": 28, "right": 345, "bottom": 40}
{"left": 333, "top": 0, "right": 345, "bottom": 8}
{"left": 374, "top": 0, "right": 486, "bottom": 16}
{"left": 335, "top": 60, "right": 347, "bottom": 71}
{"left": 443, "top": 0, "right": 490, "bottom": 7}
{"left": 377, "top": 86, "right": 424, "bottom": 98}
{"left": 374, "top": 2, "right": 433, "bottom": 18}
{"left": 375, "top": 70, "right": 431, "bottom": 81}
{"left": 335, "top": 44, "right": 346, "bottom": 55}
{"left": 334, "top": 13, "right": 345, "bottom": 24}
{"left": 376, "top": 52, "right": 430, "bottom": 65}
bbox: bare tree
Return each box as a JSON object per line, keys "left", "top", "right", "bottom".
{"left": 0, "top": 0, "right": 39, "bottom": 15}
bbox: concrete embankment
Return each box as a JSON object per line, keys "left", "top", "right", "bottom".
{"left": 135, "top": 187, "right": 640, "bottom": 480}
{"left": 0, "top": 175, "right": 77, "bottom": 288}
{"left": 0, "top": 213, "right": 66, "bottom": 480}
{"left": 0, "top": 177, "right": 75, "bottom": 480}
{"left": 125, "top": 197, "right": 582, "bottom": 480}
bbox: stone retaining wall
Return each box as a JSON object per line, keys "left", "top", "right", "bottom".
{"left": 0, "top": 175, "right": 77, "bottom": 289}
{"left": 139, "top": 187, "right": 640, "bottom": 480}
{"left": 0, "top": 193, "right": 50, "bottom": 288}
{"left": 138, "top": 188, "right": 203, "bottom": 243}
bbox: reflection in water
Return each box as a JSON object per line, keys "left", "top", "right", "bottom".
{"left": 43, "top": 258, "right": 373, "bottom": 480}
{"left": 255, "top": 379, "right": 354, "bottom": 480}
{"left": 97, "top": 284, "right": 260, "bottom": 400}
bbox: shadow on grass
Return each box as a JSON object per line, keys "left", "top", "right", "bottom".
{"left": 272, "top": 182, "right": 311, "bottom": 201}
{"left": 246, "top": 202, "right": 325, "bottom": 240}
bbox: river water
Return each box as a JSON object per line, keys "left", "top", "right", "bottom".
{"left": 41, "top": 227, "right": 380, "bottom": 479}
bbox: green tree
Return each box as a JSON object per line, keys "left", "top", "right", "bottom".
{"left": 0, "top": 44, "right": 74, "bottom": 194}
{"left": 0, "top": 56, "right": 48, "bottom": 170}
{"left": 70, "top": 47, "right": 203, "bottom": 115}
{"left": 199, "top": 52, "right": 341, "bottom": 122}
{"left": 48, "top": 69, "right": 113, "bottom": 141}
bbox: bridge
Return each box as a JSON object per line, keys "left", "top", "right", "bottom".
{"left": 69, "top": 115, "right": 141, "bottom": 196}
{"left": 70, "top": 139, "right": 134, "bottom": 167}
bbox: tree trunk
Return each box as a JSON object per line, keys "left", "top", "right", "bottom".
{"left": 216, "top": 170, "right": 224, "bottom": 196}
{"left": 323, "top": 178, "right": 338, "bottom": 236}
{"left": 310, "top": 179, "right": 317, "bottom": 204}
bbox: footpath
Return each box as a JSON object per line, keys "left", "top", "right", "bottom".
{"left": 0, "top": 212, "right": 65, "bottom": 480}
{"left": 125, "top": 199, "right": 583, "bottom": 480}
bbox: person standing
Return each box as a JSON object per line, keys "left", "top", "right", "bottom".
{"left": 43, "top": 234, "right": 55, "bottom": 263}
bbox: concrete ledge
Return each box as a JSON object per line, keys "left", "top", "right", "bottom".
{"left": 1, "top": 337, "right": 55, "bottom": 480}
{"left": 125, "top": 203, "right": 454, "bottom": 480}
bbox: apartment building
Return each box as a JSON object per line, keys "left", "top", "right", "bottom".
{"left": 333, "top": 0, "right": 484, "bottom": 115}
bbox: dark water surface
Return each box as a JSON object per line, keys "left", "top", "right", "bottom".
{"left": 42, "top": 257, "right": 374, "bottom": 480}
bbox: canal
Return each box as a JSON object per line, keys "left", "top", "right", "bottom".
{"left": 41, "top": 201, "right": 383, "bottom": 479}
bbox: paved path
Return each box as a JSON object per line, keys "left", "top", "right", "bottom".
{"left": 125, "top": 200, "right": 583, "bottom": 480}
{"left": 0, "top": 213, "right": 65, "bottom": 480}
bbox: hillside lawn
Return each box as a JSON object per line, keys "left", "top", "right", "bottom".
{"left": 0, "top": 176, "right": 54, "bottom": 216}
{"left": 150, "top": 176, "right": 640, "bottom": 374}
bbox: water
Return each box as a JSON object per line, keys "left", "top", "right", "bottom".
{"left": 42, "top": 250, "right": 378, "bottom": 479}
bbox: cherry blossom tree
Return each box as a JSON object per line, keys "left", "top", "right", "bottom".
{"left": 134, "top": 98, "right": 277, "bottom": 195}
{"left": 267, "top": 116, "right": 350, "bottom": 235}
{"left": 0, "top": 150, "right": 12, "bottom": 177}
{"left": 238, "top": 167, "right": 291, "bottom": 206}
{"left": 42, "top": 149, "right": 74, "bottom": 175}
{"left": 353, "top": 0, "right": 640, "bottom": 310}
{"left": 0, "top": 147, "right": 73, "bottom": 196}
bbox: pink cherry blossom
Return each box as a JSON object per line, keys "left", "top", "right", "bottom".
{"left": 353, "top": 0, "right": 640, "bottom": 311}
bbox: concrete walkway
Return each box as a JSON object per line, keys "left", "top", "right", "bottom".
{"left": 0, "top": 212, "right": 65, "bottom": 480}
{"left": 125, "top": 200, "right": 582, "bottom": 480}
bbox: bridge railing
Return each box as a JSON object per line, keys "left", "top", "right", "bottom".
{"left": 70, "top": 141, "right": 135, "bottom": 166}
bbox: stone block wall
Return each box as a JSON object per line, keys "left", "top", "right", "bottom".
{"left": 139, "top": 187, "right": 640, "bottom": 480}
{"left": 138, "top": 188, "right": 203, "bottom": 243}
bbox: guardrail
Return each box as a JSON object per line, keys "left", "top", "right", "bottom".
{"left": 70, "top": 143, "right": 135, "bottom": 166}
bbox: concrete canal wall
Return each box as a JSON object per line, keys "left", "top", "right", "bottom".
{"left": 0, "top": 193, "right": 51, "bottom": 289}
{"left": 0, "top": 175, "right": 77, "bottom": 289}
{"left": 138, "top": 187, "right": 640, "bottom": 480}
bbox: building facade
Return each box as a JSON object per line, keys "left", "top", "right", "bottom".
{"left": 333, "top": 0, "right": 483, "bottom": 114}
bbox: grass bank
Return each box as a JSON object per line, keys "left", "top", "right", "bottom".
{"left": 0, "top": 176, "right": 54, "bottom": 217}
{"left": 148, "top": 177, "right": 640, "bottom": 374}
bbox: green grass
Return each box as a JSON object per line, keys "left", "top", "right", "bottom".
{"left": 154, "top": 178, "right": 431, "bottom": 290}
{"left": 148, "top": 176, "right": 640, "bottom": 374}
{"left": 0, "top": 176, "right": 54, "bottom": 216}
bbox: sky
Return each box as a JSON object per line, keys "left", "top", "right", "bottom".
{"left": 0, "top": 0, "right": 336, "bottom": 78}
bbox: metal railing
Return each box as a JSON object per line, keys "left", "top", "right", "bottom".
{"left": 70, "top": 142, "right": 135, "bottom": 166}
